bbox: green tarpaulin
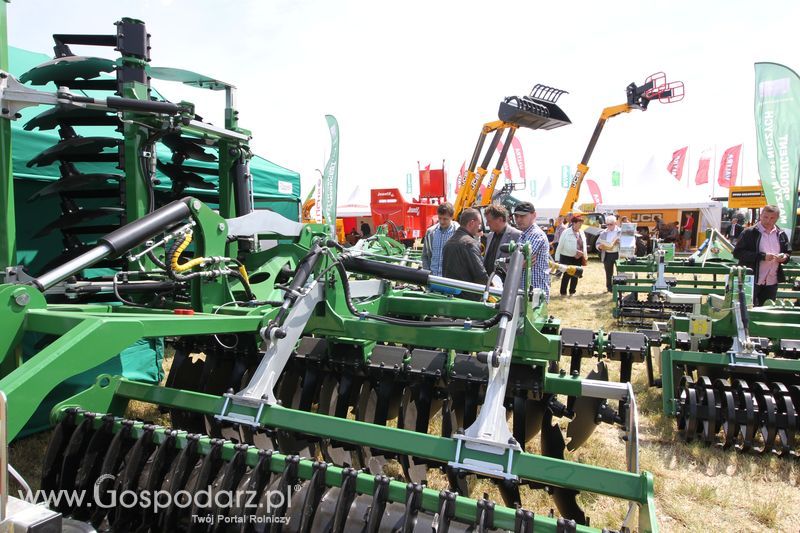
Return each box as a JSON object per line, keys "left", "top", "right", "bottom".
{"left": 7, "top": 47, "right": 301, "bottom": 436}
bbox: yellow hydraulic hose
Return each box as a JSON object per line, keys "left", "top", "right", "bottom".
{"left": 171, "top": 232, "right": 206, "bottom": 273}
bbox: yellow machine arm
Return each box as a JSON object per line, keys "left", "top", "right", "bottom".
{"left": 559, "top": 73, "right": 684, "bottom": 218}
{"left": 559, "top": 103, "right": 634, "bottom": 217}
{"left": 453, "top": 83, "right": 572, "bottom": 219}
{"left": 453, "top": 120, "right": 517, "bottom": 218}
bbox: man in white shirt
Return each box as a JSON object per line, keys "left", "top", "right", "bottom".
{"left": 597, "top": 215, "right": 621, "bottom": 292}
{"left": 554, "top": 215, "right": 588, "bottom": 296}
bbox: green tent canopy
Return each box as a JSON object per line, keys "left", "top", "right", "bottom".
{"left": 9, "top": 46, "right": 300, "bottom": 215}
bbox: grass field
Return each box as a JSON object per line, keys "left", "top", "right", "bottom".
{"left": 8, "top": 260, "right": 800, "bottom": 531}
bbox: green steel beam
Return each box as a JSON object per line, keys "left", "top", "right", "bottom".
{"left": 102, "top": 378, "right": 655, "bottom": 508}
{"left": 0, "top": 317, "right": 144, "bottom": 438}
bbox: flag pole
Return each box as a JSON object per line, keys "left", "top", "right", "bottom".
{"left": 686, "top": 146, "right": 691, "bottom": 189}
{"left": 711, "top": 145, "right": 717, "bottom": 198}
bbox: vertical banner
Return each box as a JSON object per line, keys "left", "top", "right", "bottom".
{"left": 529, "top": 178, "right": 536, "bottom": 197}
{"left": 667, "top": 146, "right": 688, "bottom": 180}
{"left": 406, "top": 173, "right": 412, "bottom": 194}
{"left": 717, "top": 144, "right": 742, "bottom": 189}
{"left": 322, "top": 115, "right": 339, "bottom": 237}
{"left": 755, "top": 62, "right": 800, "bottom": 237}
{"left": 495, "top": 141, "right": 513, "bottom": 180}
{"left": 561, "top": 165, "right": 571, "bottom": 188}
{"left": 611, "top": 170, "right": 621, "bottom": 187}
{"left": 458, "top": 160, "right": 466, "bottom": 188}
{"left": 586, "top": 179, "right": 603, "bottom": 205}
{"left": 512, "top": 137, "right": 526, "bottom": 186}
{"left": 313, "top": 176, "right": 323, "bottom": 223}
{"left": 695, "top": 151, "right": 711, "bottom": 185}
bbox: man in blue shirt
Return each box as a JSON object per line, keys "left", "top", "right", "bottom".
{"left": 422, "top": 202, "right": 458, "bottom": 276}
{"left": 513, "top": 202, "right": 550, "bottom": 301}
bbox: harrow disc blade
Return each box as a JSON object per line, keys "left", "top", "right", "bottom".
{"left": 566, "top": 361, "right": 608, "bottom": 451}
{"left": 33, "top": 207, "right": 123, "bottom": 238}
{"left": 90, "top": 420, "right": 137, "bottom": 527}
{"left": 732, "top": 379, "right": 756, "bottom": 452}
{"left": 541, "top": 410, "right": 587, "bottom": 525}
{"left": 317, "top": 375, "right": 363, "bottom": 468}
{"left": 40, "top": 409, "right": 78, "bottom": 494}
{"left": 273, "top": 365, "right": 320, "bottom": 458}
{"left": 56, "top": 415, "right": 97, "bottom": 514}
{"left": 772, "top": 382, "right": 797, "bottom": 456}
{"left": 27, "top": 136, "right": 119, "bottom": 168}
{"left": 134, "top": 431, "right": 179, "bottom": 529}
{"left": 355, "top": 383, "right": 391, "bottom": 474}
{"left": 157, "top": 160, "right": 216, "bottom": 190}
{"left": 24, "top": 105, "right": 118, "bottom": 131}
{"left": 715, "top": 379, "right": 737, "bottom": 449}
{"left": 28, "top": 172, "right": 120, "bottom": 201}
{"left": 751, "top": 382, "right": 778, "bottom": 454}
{"left": 398, "top": 386, "right": 444, "bottom": 483}
{"left": 161, "top": 133, "right": 218, "bottom": 162}
{"left": 71, "top": 415, "right": 115, "bottom": 519}
{"left": 19, "top": 55, "right": 115, "bottom": 85}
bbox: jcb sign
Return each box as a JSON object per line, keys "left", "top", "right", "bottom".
{"left": 630, "top": 212, "right": 664, "bottom": 223}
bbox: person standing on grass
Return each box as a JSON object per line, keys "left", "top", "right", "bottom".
{"left": 554, "top": 214, "right": 587, "bottom": 296}
{"left": 681, "top": 212, "right": 695, "bottom": 251}
{"left": 422, "top": 202, "right": 457, "bottom": 276}
{"left": 733, "top": 204, "right": 791, "bottom": 306}
{"left": 513, "top": 202, "right": 551, "bottom": 301}
{"left": 597, "top": 215, "right": 620, "bottom": 292}
{"left": 442, "top": 208, "right": 488, "bottom": 300}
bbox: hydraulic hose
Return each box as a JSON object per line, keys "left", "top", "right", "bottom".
{"left": 33, "top": 198, "right": 193, "bottom": 290}
{"left": 334, "top": 257, "right": 503, "bottom": 329}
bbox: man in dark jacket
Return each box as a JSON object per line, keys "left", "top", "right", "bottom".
{"left": 443, "top": 208, "right": 488, "bottom": 299}
{"left": 733, "top": 205, "right": 791, "bottom": 306}
{"left": 726, "top": 216, "right": 744, "bottom": 244}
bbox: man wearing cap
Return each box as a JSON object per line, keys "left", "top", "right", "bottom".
{"left": 513, "top": 202, "right": 551, "bottom": 300}
{"left": 596, "top": 215, "right": 620, "bottom": 292}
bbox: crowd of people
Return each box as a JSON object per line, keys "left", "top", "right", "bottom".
{"left": 422, "top": 202, "right": 563, "bottom": 301}
{"left": 417, "top": 202, "right": 792, "bottom": 305}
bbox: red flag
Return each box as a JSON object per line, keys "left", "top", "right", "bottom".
{"left": 455, "top": 160, "right": 466, "bottom": 193}
{"left": 667, "top": 146, "right": 688, "bottom": 180}
{"left": 695, "top": 157, "right": 710, "bottom": 185}
{"left": 511, "top": 137, "right": 526, "bottom": 181}
{"left": 586, "top": 179, "right": 603, "bottom": 205}
{"left": 495, "top": 141, "right": 513, "bottom": 180}
{"left": 717, "top": 144, "right": 742, "bottom": 188}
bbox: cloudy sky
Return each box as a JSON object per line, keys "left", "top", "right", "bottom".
{"left": 7, "top": 0, "right": 800, "bottom": 204}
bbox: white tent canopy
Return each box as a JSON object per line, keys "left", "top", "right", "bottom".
{"left": 597, "top": 156, "right": 723, "bottom": 230}
{"left": 337, "top": 184, "right": 371, "bottom": 217}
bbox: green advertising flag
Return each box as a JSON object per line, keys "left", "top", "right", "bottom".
{"left": 612, "top": 170, "right": 621, "bottom": 187}
{"left": 754, "top": 63, "right": 800, "bottom": 238}
{"left": 561, "top": 165, "right": 571, "bottom": 188}
{"left": 322, "top": 115, "right": 339, "bottom": 237}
